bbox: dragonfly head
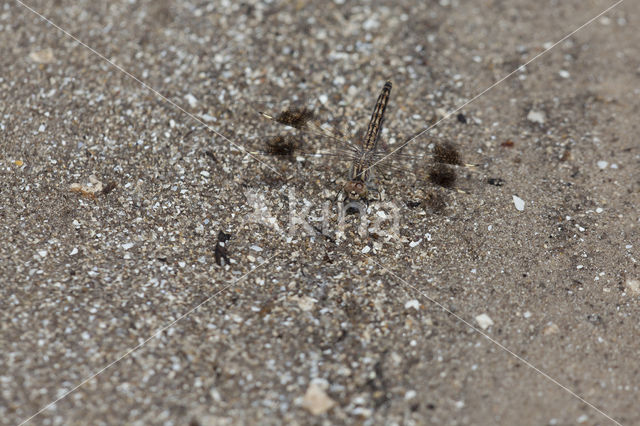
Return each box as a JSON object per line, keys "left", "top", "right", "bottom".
{"left": 344, "top": 180, "right": 367, "bottom": 201}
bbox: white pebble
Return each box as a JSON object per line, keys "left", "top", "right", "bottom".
{"left": 185, "top": 93, "right": 198, "bottom": 108}
{"left": 577, "top": 265, "right": 584, "bottom": 269}
{"left": 527, "top": 110, "right": 545, "bottom": 124}
{"left": 121, "top": 242, "right": 134, "bottom": 250}
{"left": 595, "top": 207, "right": 603, "bottom": 213}
{"left": 250, "top": 245, "right": 263, "bottom": 252}
{"left": 523, "top": 311, "right": 532, "bottom": 319}
{"left": 513, "top": 195, "right": 525, "bottom": 211}
{"left": 475, "top": 313, "right": 494, "bottom": 330}
{"left": 69, "top": 247, "right": 78, "bottom": 256}
{"left": 38, "top": 250, "right": 48, "bottom": 258}
{"left": 200, "top": 170, "right": 210, "bottom": 177}
{"left": 597, "top": 160, "right": 608, "bottom": 169}
{"left": 361, "top": 246, "right": 371, "bottom": 254}
{"left": 409, "top": 239, "right": 422, "bottom": 248}
{"left": 404, "top": 299, "right": 420, "bottom": 310}
{"left": 404, "top": 390, "right": 417, "bottom": 400}
{"left": 558, "top": 70, "right": 570, "bottom": 79}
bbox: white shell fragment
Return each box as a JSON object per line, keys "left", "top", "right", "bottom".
{"left": 513, "top": 195, "right": 525, "bottom": 211}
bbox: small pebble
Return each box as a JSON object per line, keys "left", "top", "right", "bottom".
{"left": 513, "top": 195, "right": 525, "bottom": 211}
{"left": 597, "top": 160, "right": 608, "bottom": 169}
{"left": 404, "top": 299, "right": 420, "bottom": 310}
{"left": 409, "top": 239, "right": 422, "bottom": 248}
{"left": 523, "top": 311, "right": 532, "bottom": 319}
{"left": 29, "top": 48, "right": 56, "bottom": 64}
{"left": 558, "top": 70, "right": 570, "bottom": 79}
{"left": 543, "top": 323, "right": 560, "bottom": 335}
{"left": 185, "top": 93, "right": 198, "bottom": 108}
{"left": 361, "top": 246, "right": 371, "bottom": 254}
{"left": 527, "top": 110, "right": 545, "bottom": 124}
{"left": 301, "top": 383, "right": 335, "bottom": 415}
{"left": 475, "top": 313, "right": 494, "bottom": 330}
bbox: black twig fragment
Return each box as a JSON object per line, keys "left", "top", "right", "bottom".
{"left": 215, "top": 230, "right": 232, "bottom": 267}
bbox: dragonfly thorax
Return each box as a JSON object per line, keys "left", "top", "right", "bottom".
{"left": 344, "top": 179, "right": 368, "bottom": 200}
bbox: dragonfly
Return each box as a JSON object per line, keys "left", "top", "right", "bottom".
{"left": 242, "top": 80, "right": 475, "bottom": 206}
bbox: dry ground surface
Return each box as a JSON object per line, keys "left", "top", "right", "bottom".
{"left": 1, "top": 0, "right": 639, "bottom": 425}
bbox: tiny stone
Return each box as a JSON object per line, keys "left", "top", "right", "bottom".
{"left": 361, "top": 246, "right": 371, "bottom": 254}
{"left": 69, "top": 247, "right": 78, "bottom": 256}
{"left": 543, "top": 323, "right": 560, "bottom": 335}
{"left": 301, "top": 383, "right": 335, "bottom": 416}
{"left": 29, "top": 48, "right": 56, "bottom": 64}
{"left": 38, "top": 250, "right": 48, "bottom": 258}
{"left": 475, "top": 313, "right": 494, "bottom": 330}
{"left": 404, "top": 390, "right": 417, "bottom": 400}
{"left": 527, "top": 110, "right": 545, "bottom": 124}
{"left": 185, "top": 93, "right": 198, "bottom": 108}
{"left": 523, "top": 311, "right": 532, "bottom": 319}
{"left": 597, "top": 160, "right": 608, "bottom": 169}
{"left": 122, "top": 242, "right": 134, "bottom": 250}
{"left": 513, "top": 195, "right": 525, "bottom": 211}
{"left": 558, "top": 70, "right": 570, "bottom": 79}
{"left": 576, "top": 414, "right": 589, "bottom": 424}
{"left": 404, "top": 299, "right": 420, "bottom": 310}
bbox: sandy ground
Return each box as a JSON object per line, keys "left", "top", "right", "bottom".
{"left": 1, "top": 0, "right": 639, "bottom": 425}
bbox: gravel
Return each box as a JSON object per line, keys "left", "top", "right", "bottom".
{"left": 1, "top": 1, "right": 639, "bottom": 425}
